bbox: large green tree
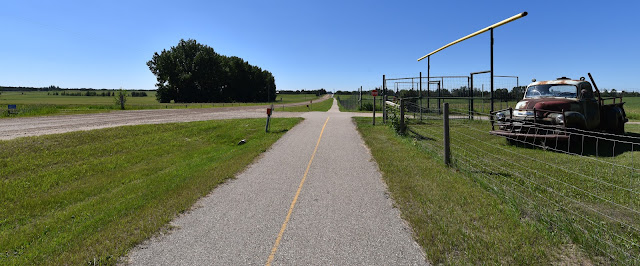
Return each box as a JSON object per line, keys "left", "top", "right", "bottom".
{"left": 147, "top": 39, "right": 276, "bottom": 103}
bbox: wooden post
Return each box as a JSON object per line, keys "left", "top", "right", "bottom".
{"left": 444, "top": 103, "right": 451, "bottom": 166}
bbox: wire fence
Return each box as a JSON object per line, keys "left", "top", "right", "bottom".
{"left": 336, "top": 93, "right": 383, "bottom": 112}
{"left": 386, "top": 100, "right": 640, "bottom": 264}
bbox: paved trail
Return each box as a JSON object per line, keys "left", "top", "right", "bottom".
{"left": 125, "top": 99, "right": 427, "bottom": 265}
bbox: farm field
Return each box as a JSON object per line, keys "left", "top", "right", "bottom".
{"left": 277, "top": 95, "right": 334, "bottom": 112}
{"left": 355, "top": 116, "right": 640, "bottom": 264}
{"left": 0, "top": 118, "right": 302, "bottom": 265}
{"left": 0, "top": 91, "right": 324, "bottom": 118}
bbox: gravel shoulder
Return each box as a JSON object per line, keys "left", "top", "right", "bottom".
{"left": 0, "top": 95, "right": 330, "bottom": 140}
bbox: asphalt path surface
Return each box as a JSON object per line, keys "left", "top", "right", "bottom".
{"left": 124, "top": 99, "right": 427, "bottom": 265}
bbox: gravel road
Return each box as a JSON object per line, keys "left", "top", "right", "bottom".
{"left": 0, "top": 95, "right": 329, "bottom": 140}
{"left": 124, "top": 99, "right": 428, "bottom": 265}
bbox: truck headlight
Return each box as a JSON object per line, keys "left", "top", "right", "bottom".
{"left": 496, "top": 112, "right": 505, "bottom": 121}
{"left": 555, "top": 114, "right": 564, "bottom": 124}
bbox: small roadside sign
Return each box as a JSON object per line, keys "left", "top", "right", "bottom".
{"left": 8, "top": 105, "right": 16, "bottom": 109}
{"left": 371, "top": 90, "right": 378, "bottom": 97}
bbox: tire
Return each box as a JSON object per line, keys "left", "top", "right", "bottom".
{"left": 616, "top": 118, "right": 625, "bottom": 135}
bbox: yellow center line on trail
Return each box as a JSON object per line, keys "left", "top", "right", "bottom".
{"left": 265, "top": 116, "right": 330, "bottom": 266}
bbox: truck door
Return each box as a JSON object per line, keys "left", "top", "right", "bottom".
{"left": 580, "top": 83, "right": 600, "bottom": 129}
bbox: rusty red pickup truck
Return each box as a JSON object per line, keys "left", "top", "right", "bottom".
{"left": 490, "top": 73, "right": 627, "bottom": 144}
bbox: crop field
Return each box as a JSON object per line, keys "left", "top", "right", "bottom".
{"left": 0, "top": 91, "right": 323, "bottom": 118}
{"left": 0, "top": 118, "right": 302, "bottom": 264}
{"left": 356, "top": 114, "right": 640, "bottom": 264}
{"left": 623, "top": 97, "right": 640, "bottom": 121}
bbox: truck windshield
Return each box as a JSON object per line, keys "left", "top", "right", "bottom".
{"left": 525, "top": 84, "right": 577, "bottom": 99}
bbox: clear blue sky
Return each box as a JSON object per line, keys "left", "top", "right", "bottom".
{"left": 2, "top": 0, "right": 639, "bottom": 92}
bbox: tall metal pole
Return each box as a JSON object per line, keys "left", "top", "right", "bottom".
{"left": 382, "top": 75, "right": 386, "bottom": 123}
{"left": 360, "top": 85, "right": 363, "bottom": 110}
{"left": 427, "top": 56, "right": 431, "bottom": 112}
{"left": 419, "top": 71, "right": 422, "bottom": 120}
{"left": 490, "top": 27, "right": 494, "bottom": 114}
{"left": 470, "top": 74, "right": 474, "bottom": 120}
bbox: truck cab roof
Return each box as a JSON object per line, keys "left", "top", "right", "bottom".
{"left": 528, "top": 78, "right": 587, "bottom": 87}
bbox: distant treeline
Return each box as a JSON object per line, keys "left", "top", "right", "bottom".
{"left": 46, "top": 91, "right": 148, "bottom": 97}
{"left": 148, "top": 39, "right": 276, "bottom": 103}
{"left": 277, "top": 89, "right": 327, "bottom": 96}
{"left": 1, "top": 85, "right": 151, "bottom": 93}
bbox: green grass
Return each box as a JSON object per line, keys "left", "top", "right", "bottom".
{"left": 277, "top": 96, "right": 334, "bottom": 112}
{"left": 361, "top": 115, "right": 640, "bottom": 263}
{"left": 354, "top": 117, "right": 582, "bottom": 264}
{"left": 0, "top": 91, "right": 323, "bottom": 118}
{"left": 335, "top": 94, "right": 383, "bottom": 112}
{"left": 623, "top": 97, "right": 640, "bottom": 121}
{"left": 0, "top": 118, "right": 302, "bottom": 265}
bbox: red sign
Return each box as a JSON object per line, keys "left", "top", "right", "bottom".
{"left": 266, "top": 108, "right": 272, "bottom": 116}
{"left": 371, "top": 90, "right": 378, "bottom": 97}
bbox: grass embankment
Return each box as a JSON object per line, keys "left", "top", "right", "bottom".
{"left": 0, "top": 91, "right": 322, "bottom": 118}
{"left": 0, "top": 118, "right": 302, "bottom": 265}
{"left": 355, "top": 117, "right": 592, "bottom": 264}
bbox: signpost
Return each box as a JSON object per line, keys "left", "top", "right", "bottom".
{"left": 266, "top": 104, "right": 273, "bottom": 132}
{"left": 372, "top": 89, "right": 378, "bottom": 125}
{"left": 7, "top": 104, "right": 17, "bottom": 115}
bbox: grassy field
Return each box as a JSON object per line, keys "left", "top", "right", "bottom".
{"left": 623, "top": 97, "right": 640, "bottom": 121}
{"left": 276, "top": 96, "right": 334, "bottom": 112}
{"left": 355, "top": 118, "right": 573, "bottom": 264}
{"left": 0, "top": 118, "right": 302, "bottom": 265}
{"left": 356, "top": 116, "right": 640, "bottom": 264}
{"left": 0, "top": 91, "right": 323, "bottom": 118}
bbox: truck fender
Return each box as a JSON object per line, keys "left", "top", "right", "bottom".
{"left": 563, "top": 111, "right": 587, "bottom": 129}
{"left": 602, "top": 106, "right": 625, "bottom": 133}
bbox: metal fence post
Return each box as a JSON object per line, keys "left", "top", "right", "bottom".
{"left": 382, "top": 75, "right": 386, "bottom": 123}
{"left": 419, "top": 71, "right": 423, "bottom": 121}
{"left": 373, "top": 95, "right": 376, "bottom": 125}
{"left": 383, "top": 95, "right": 388, "bottom": 123}
{"left": 444, "top": 103, "right": 451, "bottom": 166}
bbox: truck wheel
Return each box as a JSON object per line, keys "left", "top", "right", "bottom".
{"left": 616, "top": 118, "right": 625, "bottom": 135}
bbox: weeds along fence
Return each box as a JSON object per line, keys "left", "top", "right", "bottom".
{"left": 386, "top": 100, "right": 640, "bottom": 264}
{"left": 336, "top": 93, "right": 383, "bottom": 112}
{"left": 383, "top": 74, "right": 519, "bottom": 120}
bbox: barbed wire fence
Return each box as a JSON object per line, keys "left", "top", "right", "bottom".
{"left": 385, "top": 99, "right": 640, "bottom": 264}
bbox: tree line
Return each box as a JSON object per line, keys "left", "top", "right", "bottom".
{"left": 46, "top": 91, "right": 148, "bottom": 97}
{"left": 147, "top": 39, "right": 276, "bottom": 103}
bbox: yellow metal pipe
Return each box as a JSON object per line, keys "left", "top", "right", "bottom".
{"left": 417, "top": 11, "right": 527, "bottom": 61}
